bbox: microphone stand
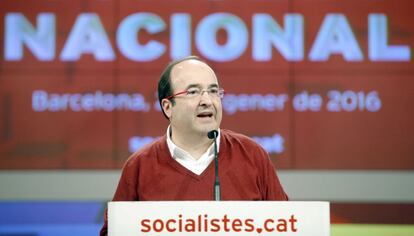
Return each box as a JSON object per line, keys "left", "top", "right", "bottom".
{"left": 208, "top": 130, "right": 220, "bottom": 201}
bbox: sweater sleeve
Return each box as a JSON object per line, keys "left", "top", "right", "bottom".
{"left": 100, "top": 156, "right": 139, "bottom": 236}
{"left": 258, "top": 146, "right": 289, "bottom": 200}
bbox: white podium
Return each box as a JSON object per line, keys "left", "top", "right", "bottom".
{"left": 108, "top": 201, "right": 330, "bottom": 236}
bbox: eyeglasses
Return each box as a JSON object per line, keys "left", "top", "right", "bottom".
{"left": 165, "top": 87, "right": 225, "bottom": 100}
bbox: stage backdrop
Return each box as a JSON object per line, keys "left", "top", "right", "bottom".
{"left": 1, "top": 0, "right": 413, "bottom": 170}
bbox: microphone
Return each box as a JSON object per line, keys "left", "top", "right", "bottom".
{"left": 207, "top": 130, "right": 218, "bottom": 139}
{"left": 208, "top": 130, "right": 220, "bottom": 201}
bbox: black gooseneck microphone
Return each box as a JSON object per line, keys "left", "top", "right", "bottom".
{"left": 208, "top": 130, "right": 220, "bottom": 201}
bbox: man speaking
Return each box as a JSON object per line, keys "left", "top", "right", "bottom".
{"left": 100, "top": 56, "right": 288, "bottom": 235}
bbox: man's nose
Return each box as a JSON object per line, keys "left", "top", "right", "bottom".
{"left": 199, "top": 91, "right": 213, "bottom": 105}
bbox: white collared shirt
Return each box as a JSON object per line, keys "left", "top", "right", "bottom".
{"left": 166, "top": 126, "right": 220, "bottom": 175}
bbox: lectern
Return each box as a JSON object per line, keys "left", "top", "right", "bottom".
{"left": 108, "top": 201, "right": 330, "bottom": 236}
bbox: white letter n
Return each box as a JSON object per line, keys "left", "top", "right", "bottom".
{"left": 5, "top": 13, "right": 55, "bottom": 61}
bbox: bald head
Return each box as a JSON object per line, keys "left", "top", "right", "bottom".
{"left": 158, "top": 56, "right": 207, "bottom": 119}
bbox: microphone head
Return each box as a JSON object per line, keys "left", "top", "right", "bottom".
{"left": 207, "top": 130, "right": 219, "bottom": 139}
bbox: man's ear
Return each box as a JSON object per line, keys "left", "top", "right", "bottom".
{"left": 161, "top": 99, "right": 172, "bottom": 119}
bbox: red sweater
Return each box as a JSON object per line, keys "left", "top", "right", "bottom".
{"left": 100, "top": 129, "right": 288, "bottom": 235}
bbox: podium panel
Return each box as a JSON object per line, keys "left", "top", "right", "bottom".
{"left": 108, "top": 201, "right": 330, "bottom": 236}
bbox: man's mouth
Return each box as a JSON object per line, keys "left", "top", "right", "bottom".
{"left": 197, "top": 111, "right": 213, "bottom": 118}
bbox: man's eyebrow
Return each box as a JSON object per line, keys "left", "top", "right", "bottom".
{"left": 208, "top": 84, "right": 219, "bottom": 88}
{"left": 185, "top": 84, "right": 201, "bottom": 90}
{"left": 185, "top": 83, "right": 219, "bottom": 89}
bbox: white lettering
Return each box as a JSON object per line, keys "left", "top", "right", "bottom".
{"left": 222, "top": 93, "right": 288, "bottom": 115}
{"left": 32, "top": 90, "right": 150, "bottom": 112}
{"left": 252, "top": 134, "right": 285, "bottom": 154}
{"left": 196, "top": 13, "right": 248, "bottom": 61}
{"left": 309, "top": 14, "right": 363, "bottom": 61}
{"left": 171, "top": 14, "right": 191, "bottom": 59}
{"left": 4, "top": 12, "right": 411, "bottom": 62}
{"left": 129, "top": 136, "right": 159, "bottom": 153}
{"left": 253, "top": 14, "right": 304, "bottom": 61}
{"left": 293, "top": 91, "right": 322, "bottom": 112}
{"left": 5, "top": 13, "right": 55, "bottom": 61}
{"left": 117, "top": 13, "right": 165, "bottom": 61}
{"left": 368, "top": 14, "right": 410, "bottom": 61}
{"left": 60, "top": 13, "right": 115, "bottom": 61}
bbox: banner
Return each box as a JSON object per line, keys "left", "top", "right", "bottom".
{"left": 1, "top": 0, "right": 413, "bottom": 169}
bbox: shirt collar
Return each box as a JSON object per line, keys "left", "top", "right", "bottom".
{"left": 166, "top": 125, "right": 220, "bottom": 161}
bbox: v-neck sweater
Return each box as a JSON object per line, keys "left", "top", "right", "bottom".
{"left": 100, "top": 129, "right": 288, "bottom": 235}
{"left": 112, "top": 129, "right": 287, "bottom": 201}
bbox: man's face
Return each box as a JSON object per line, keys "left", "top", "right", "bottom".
{"left": 163, "top": 59, "right": 223, "bottom": 137}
